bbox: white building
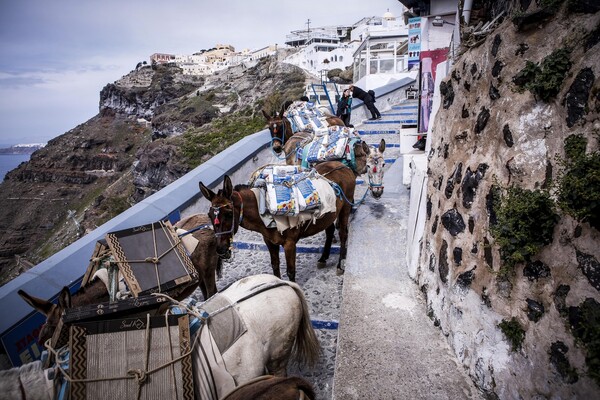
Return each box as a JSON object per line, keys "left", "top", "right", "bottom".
{"left": 150, "top": 44, "right": 278, "bottom": 76}
{"left": 282, "top": 8, "right": 415, "bottom": 86}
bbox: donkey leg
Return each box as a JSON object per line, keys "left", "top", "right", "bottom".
{"left": 265, "top": 240, "right": 282, "bottom": 278}
{"left": 318, "top": 223, "right": 336, "bottom": 268}
{"left": 283, "top": 241, "right": 298, "bottom": 282}
{"left": 336, "top": 206, "right": 352, "bottom": 275}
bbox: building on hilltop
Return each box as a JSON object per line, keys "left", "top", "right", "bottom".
{"left": 148, "top": 44, "right": 277, "bottom": 76}
{"left": 150, "top": 53, "right": 176, "bottom": 64}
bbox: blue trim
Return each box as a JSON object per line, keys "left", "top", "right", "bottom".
{"left": 382, "top": 112, "right": 418, "bottom": 116}
{"left": 364, "top": 119, "right": 417, "bottom": 124}
{"left": 233, "top": 241, "right": 341, "bottom": 254}
{"left": 392, "top": 105, "right": 418, "bottom": 110}
{"left": 357, "top": 130, "right": 398, "bottom": 135}
{"left": 311, "top": 319, "right": 339, "bottom": 329}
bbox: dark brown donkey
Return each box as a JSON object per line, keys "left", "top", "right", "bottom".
{"left": 262, "top": 103, "right": 344, "bottom": 155}
{"left": 199, "top": 160, "right": 363, "bottom": 281}
{"left": 222, "top": 375, "right": 315, "bottom": 400}
{"left": 18, "top": 213, "right": 220, "bottom": 345}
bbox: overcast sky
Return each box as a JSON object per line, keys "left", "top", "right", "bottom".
{"left": 0, "top": 0, "right": 405, "bottom": 145}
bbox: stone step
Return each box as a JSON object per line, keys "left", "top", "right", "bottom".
{"left": 382, "top": 112, "right": 418, "bottom": 117}
{"left": 391, "top": 104, "right": 418, "bottom": 110}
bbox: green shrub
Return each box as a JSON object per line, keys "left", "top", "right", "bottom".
{"left": 557, "top": 138, "right": 600, "bottom": 230}
{"left": 181, "top": 114, "right": 266, "bottom": 168}
{"left": 499, "top": 317, "right": 526, "bottom": 351}
{"left": 490, "top": 186, "right": 558, "bottom": 275}
{"left": 513, "top": 48, "right": 572, "bottom": 101}
{"left": 564, "top": 134, "right": 588, "bottom": 160}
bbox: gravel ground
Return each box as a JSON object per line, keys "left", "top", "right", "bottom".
{"left": 188, "top": 227, "right": 344, "bottom": 400}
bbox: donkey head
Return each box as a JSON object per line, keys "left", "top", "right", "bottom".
{"left": 18, "top": 287, "right": 71, "bottom": 346}
{"left": 262, "top": 108, "right": 291, "bottom": 154}
{"left": 367, "top": 139, "right": 386, "bottom": 198}
{"left": 350, "top": 139, "right": 371, "bottom": 176}
{"left": 199, "top": 176, "right": 241, "bottom": 259}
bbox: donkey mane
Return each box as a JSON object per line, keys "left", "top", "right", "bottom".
{"left": 234, "top": 184, "right": 250, "bottom": 191}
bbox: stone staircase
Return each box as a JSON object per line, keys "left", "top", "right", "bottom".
{"left": 354, "top": 99, "right": 420, "bottom": 190}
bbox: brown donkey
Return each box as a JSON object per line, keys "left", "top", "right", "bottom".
{"left": 262, "top": 102, "right": 344, "bottom": 155}
{"left": 199, "top": 160, "right": 361, "bottom": 281}
{"left": 222, "top": 375, "right": 315, "bottom": 400}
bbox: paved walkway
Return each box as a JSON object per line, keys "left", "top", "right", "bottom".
{"left": 332, "top": 157, "right": 483, "bottom": 399}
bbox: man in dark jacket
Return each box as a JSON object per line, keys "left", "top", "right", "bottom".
{"left": 349, "top": 84, "right": 381, "bottom": 120}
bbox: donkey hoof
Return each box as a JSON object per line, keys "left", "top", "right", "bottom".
{"left": 336, "top": 267, "right": 345, "bottom": 276}
{"left": 317, "top": 261, "right": 327, "bottom": 269}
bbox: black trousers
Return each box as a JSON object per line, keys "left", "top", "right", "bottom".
{"left": 364, "top": 96, "right": 380, "bottom": 118}
{"left": 341, "top": 113, "right": 351, "bottom": 127}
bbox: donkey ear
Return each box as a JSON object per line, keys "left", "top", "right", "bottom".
{"left": 379, "top": 138, "right": 386, "bottom": 153}
{"left": 223, "top": 175, "right": 233, "bottom": 198}
{"left": 361, "top": 141, "right": 370, "bottom": 155}
{"left": 199, "top": 181, "right": 215, "bottom": 201}
{"left": 279, "top": 102, "right": 287, "bottom": 118}
{"left": 58, "top": 287, "right": 72, "bottom": 310}
{"left": 18, "top": 289, "right": 54, "bottom": 316}
{"left": 261, "top": 109, "right": 270, "bottom": 121}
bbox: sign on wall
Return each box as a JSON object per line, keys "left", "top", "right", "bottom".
{"left": 408, "top": 17, "right": 422, "bottom": 70}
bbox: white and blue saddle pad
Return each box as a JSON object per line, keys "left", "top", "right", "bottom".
{"left": 254, "top": 165, "right": 322, "bottom": 216}
{"left": 301, "top": 125, "right": 357, "bottom": 165}
{"left": 284, "top": 100, "right": 329, "bottom": 134}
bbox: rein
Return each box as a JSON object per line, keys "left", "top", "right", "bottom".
{"left": 269, "top": 115, "right": 292, "bottom": 159}
{"left": 177, "top": 223, "right": 212, "bottom": 237}
{"left": 211, "top": 191, "right": 244, "bottom": 237}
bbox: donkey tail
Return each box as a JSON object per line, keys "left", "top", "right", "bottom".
{"left": 286, "top": 281, "right": 321, "bottom": 368}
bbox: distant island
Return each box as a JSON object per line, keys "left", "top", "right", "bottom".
{"left": 0, "top": 143, "right": 46, "bottom": 155}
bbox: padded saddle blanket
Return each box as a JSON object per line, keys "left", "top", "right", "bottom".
{"left": 302, "top": 125, "right": 356, "bottom": 165}
{"left": 284, "top": 100, "right": 329, "bottom": 134}
{"left": 257, "top": 165, "right": 321, "bottom": 216}
{"left": 250, "top": 166, "right": 337, "bottom": 233}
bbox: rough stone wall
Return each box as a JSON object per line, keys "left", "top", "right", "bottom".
{"left": 416, "top": 6, "right": 600, "bottom": 399}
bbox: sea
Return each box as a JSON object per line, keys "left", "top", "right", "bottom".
{"left": 0, "top": 154, "right": 30, "bottom": 181}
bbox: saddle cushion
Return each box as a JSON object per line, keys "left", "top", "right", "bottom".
{"left": 303, "top": 125, "right": 354, "bottom": 164}
{"left": 250, "top": 172, "right": 336, "bottom": 233}
{"left": 257, "top": 167, "right": 323, "bottom": 216}
{"left": 284, "top": 100, "right": 328, "bottom": 134}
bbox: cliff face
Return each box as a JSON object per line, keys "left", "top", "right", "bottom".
{"left": 0, "top": 58, "right": 307, "bottom": 286}
{"left": 418, "top": 3, "right": 600, "bottom": 398}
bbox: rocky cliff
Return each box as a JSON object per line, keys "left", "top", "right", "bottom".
{"left": 418, "top": 2, "right": 600, "bottom": 398}
{"left": 0, "top": 56, "right": 306, "bottom": 285}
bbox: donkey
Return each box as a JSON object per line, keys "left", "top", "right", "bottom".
{"left": 199, "top": 160, "right": 363, "bottom": 281}
{"left": 283, "top": 135, "right": 387, "bottom": 198}
{"left": 263, "top": 102, "right": 344, "bottom": 155}
{"left": 221, "top": 375, "right": 315, "bottom": 400}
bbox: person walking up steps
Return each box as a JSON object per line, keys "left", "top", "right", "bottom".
{"left": 349, "top": 84, "right": 381, "bottom": 120}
